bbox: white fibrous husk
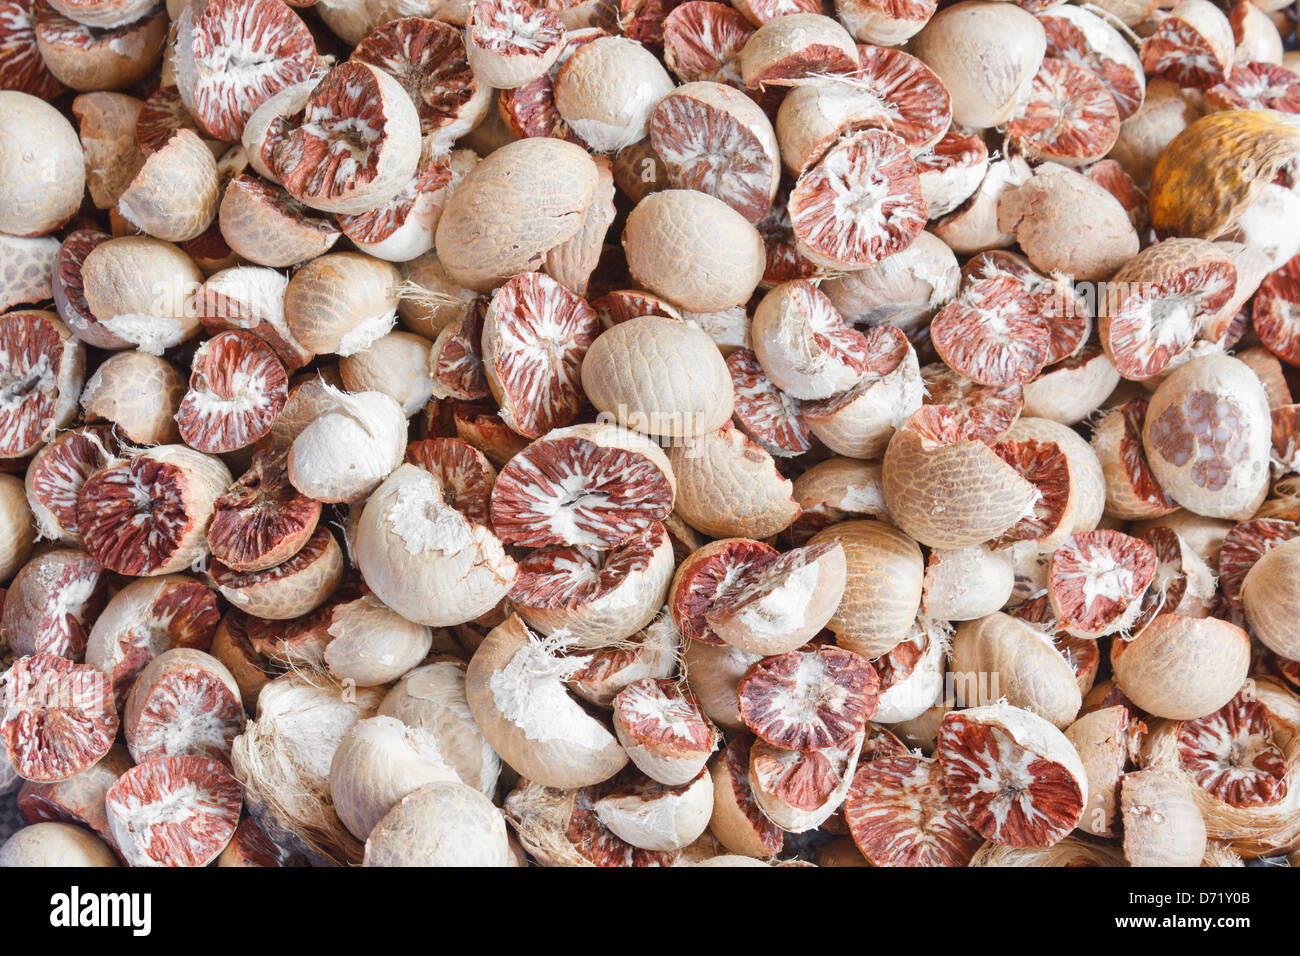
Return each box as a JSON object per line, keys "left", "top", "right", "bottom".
{"left": 355, "top": 464, "right": 517, "bottom": 626}
{"left": 378, "top": 660, "right": 502, "bottom": 797}
{"left": 230, "top": 670, "right": 384, "bottom": 866}
{"left": 288, "top": 386, "right": 408, "bottom": 503}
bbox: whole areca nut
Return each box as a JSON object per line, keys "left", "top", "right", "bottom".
{"left": 581, "top": 315, "right": 734, "bottom": 439}
{"left": 434, "top": 137, "right": 599, "bottom": 292}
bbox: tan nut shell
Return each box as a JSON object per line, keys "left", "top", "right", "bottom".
{"left": 0, "top": 92, "right": 84, "bottom": 237}
{"left": 363, "top": 780, "right": 511, "bottom": 866}
{"left": 80, "top": 236, "right": 204, "bottom": 354}
{"left": 882, "top": 414, "right": 1038, "bottom": 550}
{"left": 622, "top": 189, "right": 765, "bottom": 313}
{"left": 1005, "top": 416, "right": 1105, "bottom": 534}
{"left": 464, "top": 614, "right": 628, "bottom": 790}
{"left": 1064, "top": 704, "right": 1128, "bottom": 837}
{"left": 1141, "top": 352, "right": 1271, "bottom": 520}
{"left": 0, "top": 822, "right": 118, "bottom": 867}
{"left": 434, "top": 137, "right": 599, "bottom": 292}
{"left": 283, "top": 253, "right": 400, "bottom": 358}
{"left": 1109, "top": 614, "right": 1251, "bottom": 720}
{"left": 116, "top": 129, "right": 219, "bottom": 243}
{"left": 997, "top": 163, "right": 1139, "bottom": 282}
{"left": 911, "top": 1, "right": 1045, "bottom": 130}
{"left": 1120, "top": 768, "right": 1207, "bottom": 867}
{"left": 1241, "top": 535, "right": 1300, "bottom": 660}
{"left": 329, "top": 715, "right": 459, "bottom": 841}
{"left": 554, "top": 36, "right": 675, "bottom": 153}
{"left": 807, "top": 518, "right": 923, "bottom": 658}
{"left": 354, "top": 464, "right": 517, "bottom": 627}
{"left": 80, "top": 351, "right": 186, "bottom": 445}
{"left": 949, "top": 612, "right": 1082, "bottom": 729}
{"left": 581, "top": 316, "right": 734, "bottom": 439}
{"left": 667, "top": 426, "right": 799, "bottom": 539}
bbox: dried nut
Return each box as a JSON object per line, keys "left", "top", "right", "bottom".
{"left": 1004, "top": 416, "right": 1105, "bottom": 535}
{"left": 612, "top": 678, "right": 719, "bottom": 785}
{"left": 329, "top": 715, "right": 459, "bottom": 840}
{"left": 622, "top": 189, "right": 766, "bottom": 313}
{"left": 218, "top": 177, "right": 342, "bottom": 269}
{"left": 122, "top": 647, "right": 245, "bottom": 764}
{"left": 667, "top": 425, "right": 799, "bottom": 539}
{"left": 34, "top": 5, "right": 166, "bottom": 92}
{"left": 554, "top": 35, "right": 675, "bottom": 152}
{"left": 1150, "top": 108, "right": 1300, "bottom": 241}
{"left": 567, "top": 614, "right": 680, "bottom": 708}
{"left": 883, "top": 406, "right": 1039, "bottom": 550}
{"left": 1109, "top": 79, "right": 1201, "bottom": 190}
{"left": 2, "top": 548, "right": 105, "bottom": 659}
{"left": 273, "top": 61, "right": 422, "bottom": 216}
{"left": 435, "top": 137, "right": 598, "bottom": 291}
{"left": 71, "top": 93, "right": 145, "bottom": 211}
{"left": 465, "top": 0, "right": 566, "bottom": 89}
{"left": 738, "top": 13, "right": 856, "bottom": 89}
{"left": 363, "top": 780, "right": 512, "bottom": 867}
{"left": 1241, "top": 536, "right": 1300, "bottom": 660}
{"left": 593, "top": 770, "right": 714, "bottom": 852}
{"left": 83, "top": 574, "right": 220, "bottom": 702}
{"left": 287, "top": 387, "right": 407, "bottom": 504}
{"left": 77, "top": 445, "right": 231, "bottom": 577}
{"left": 284, "top": 253, "right": 400, "bottom": 358}
{"left": 229, "top": 671, "right": 384, "bottom": 866}
{"left": 464, "top": 614, "right": 627, "bottom": 789}
{"left": 997, "top": 162, "right": 1139, "bottom": 282}
{"left": 340, "top": 331, "right": 435, "bottom": 417}
{"left": 1110, "top": 614, "right": 1251, "bottom": 719}
{"left": 949, "top": 612, "right": 1083, "bottom": 729}
{"left": 820, "top": 230, "right": 960, "bottom": 333}
{"left": 911, "top": 1, "right": 1046, "bottom": 130}
{"left": 808, "top": 518, "right": 923, "bottom": 658}
{"left": 1120, "top": 768, "right": 1207, "bottom": 867}
{"left": 1064, "top": 704, "right": 1129, "bottom": 837}
{"left": 921, "top": 544, "right": 1015, "bottom": 621}
{"left": 1141, "top": 352, "right": 1271, "bottom": 520}
{"left": 0, "top": 91, "right": 84, "bottom": 237}
{"left": 80, "top": 352, "right": 186, "bottom": 446}
{"left": 211, "top": 526, "right": 345, "bottom": 620}
{"left": 355, "top": 464, "right": 517, "bottom": 627}
{"left": 116, "top": 129, "right": 220, "bottom": 243}
{"left": 581, "top": 315, "right": 734, "bottom": 439}
{"left": 0, "top": 821, "right": 118, "bottom": 867}
{"left": 379, "top": 660, "right": 501, "bottom": 797}
{"left": 80, "top": 236, "right": 205, "bottom": 355}
{"left": 322, "top": 594, "right": 434, "bottom": 687}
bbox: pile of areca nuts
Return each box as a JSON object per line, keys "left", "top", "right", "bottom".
{"left": 2, "top": 0, "right": 1300, "bottom": 870}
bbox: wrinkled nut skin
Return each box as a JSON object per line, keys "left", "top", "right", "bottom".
{"left": 554, "top": 35, "right": 676, "bottom": 154}
{"left": 80, "top": 352, "right": 187, "bottom": 446}
{"left": 1110, "top": 615, "right": 1251, "bottom": 720}
{"left": 1150, "top": 109, "right": 1300, "bottom": 241}
{"left": 581, "top": 316, "right": 734, "bottom": 439}
{"left": 911, "top": 1, "right": 1045, "bottom": 130}
{"left": 1141, "top": 353, "right": 1271, "bottom": 520}
{"left": 949, "top": 613, "right": 1082, "bottom": 729}
{"left": 1064, "top": 705, "right": 1128, "bottom": 838}
{"left": 363, "top": 780, "right": 512, "bottom": 867}
{"left": 667, "top": 426, "right": 798, "bottom": 540}
{"left": 116, "top": 129, "right": 220, "bottom": 243}
{"left": 464, "top": 614, "right": 628, "bottom": 790}
{"left": 284, "top": 253, "right": 400, "bottom": 358}
{"left": 0, "top": 474, "right": 36, "bottom": 580}
{"left": 623, "top": 190, "right": 766, "bottom": 313}
{"left": 0, "top": 821, "right": 119, "bottom": 867}
{"left": 808, "top": 519, "right": 923, "bottom": 658}
{"left": 434, "top": 137, "right": 599, "bottom": 292}
{"left": 79, "top": 236, "right": 205, "bottom": 355}
{"left": 0, "top": 91, "right": 85, "bottom": 237}
{"left": 882, "top": 412, "right": 1039, "bottom": 551}
{"left": 1241, "top": 536, "right": 1300, "bottom": 661}
{"left": 355, "top": 464, "right": 517, "bottom": 627}
{"left": 219, "top": 178, "right": 342, "bottom": 269}
{"left": 71, "top": 93, "right": 145, "bottom": 212}
{"left": 998, "top": 163, "right": 1139, "bottom": 282}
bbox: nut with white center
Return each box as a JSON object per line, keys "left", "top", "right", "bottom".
{"left": 464, "top": 0, "right": 567, "bottom": 89}
{"left": 271, "top": 61, "right": 422, "bottom": 216}
{"left": 122, "top": 647, "right": 245, "bottom": 765}
{"left": 613, "top": 678, "right": 720, "bottom": 785}
{"left": 287, "top": 386, "right": 407, "bottom": 504}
